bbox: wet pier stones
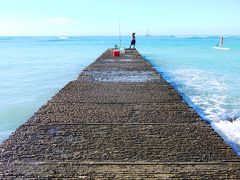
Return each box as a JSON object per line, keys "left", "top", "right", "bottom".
{"left": 0, "top": 49, "right": 239, "bottom": 179}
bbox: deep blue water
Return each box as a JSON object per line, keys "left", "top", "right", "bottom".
{"left": 0, "top": 36, "right": 240, "bottom": 155}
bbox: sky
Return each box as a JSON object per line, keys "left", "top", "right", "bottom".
{"left": 0, "top": 0, "right": 240, "bottom": 36}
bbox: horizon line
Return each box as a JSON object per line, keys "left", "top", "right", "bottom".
{"left": 1, "top": 34, "right": 240, "bottom": 37}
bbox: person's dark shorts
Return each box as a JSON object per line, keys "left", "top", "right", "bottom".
{"left": 131, "top": 40, "right": 136, "bottom": 45}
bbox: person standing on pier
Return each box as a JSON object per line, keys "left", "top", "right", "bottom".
{"left": 129, "top": 32, "right": 136, "bottom": 49}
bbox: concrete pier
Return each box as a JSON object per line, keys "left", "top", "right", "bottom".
{"left": 0, "top": 49, "right": 239, "bottom": 179}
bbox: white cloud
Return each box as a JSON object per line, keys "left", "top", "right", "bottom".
{"left": 45, "top": 17, "right": 79, "bottom": 24}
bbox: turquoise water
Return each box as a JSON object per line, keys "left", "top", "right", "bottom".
{"left": 0, "top": 36, "right": 240, "bottom": 155}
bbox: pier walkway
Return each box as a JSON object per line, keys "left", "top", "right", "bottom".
{"left": 1, "top": 49, "right": 239, "bottom": 179}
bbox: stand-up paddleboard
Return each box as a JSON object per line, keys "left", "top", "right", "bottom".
{"left": 213, "top": 46, "right": 231, "bottom": 50}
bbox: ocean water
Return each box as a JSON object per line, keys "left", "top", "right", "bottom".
{"left": 0, "top": 36, "right": 240, "bottom": 155}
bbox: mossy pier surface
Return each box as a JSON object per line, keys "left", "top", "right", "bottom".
{"left": 0, "top": 49, "right": 239, "bottom": 179}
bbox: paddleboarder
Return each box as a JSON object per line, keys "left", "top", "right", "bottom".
{"left": 216, "top": 36, "right": 224, "bottom": 47}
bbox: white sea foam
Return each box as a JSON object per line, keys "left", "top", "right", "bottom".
{"left": 211, "top": 120, "right": 240, "bottom": 155}
{"left": 167, "top": 68, "right": 240, "bottom": 154}
{"left": 170, "top": 68, "right": 231, "bottom": 120}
